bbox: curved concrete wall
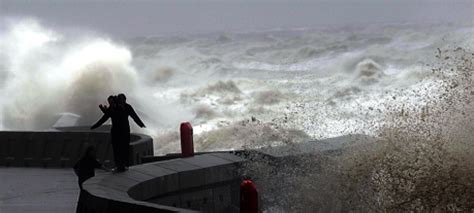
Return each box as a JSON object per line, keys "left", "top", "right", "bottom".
{"left": 0, "top": 131, "right": 153, "bottom": 168}
{"left": 80, "top": 153, "right": 245, "bottom": 213}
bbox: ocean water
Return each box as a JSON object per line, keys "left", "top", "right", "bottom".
{"left": 1, "top": 19, "right": 473, "bottom": 211}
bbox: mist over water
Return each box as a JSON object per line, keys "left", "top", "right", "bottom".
{"left": 1, "top": 18, "right": 473, "bottom": 211}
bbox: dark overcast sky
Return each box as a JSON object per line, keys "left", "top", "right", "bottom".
{"left": 1, "top": 0, "right": 473, "bottom": 37}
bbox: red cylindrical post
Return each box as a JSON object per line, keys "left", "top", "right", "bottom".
{"left": 180, "top": 122, "right": 194, "bottom": 157}
{"left": 240, "top": 179, "right": 258, "bottom": 213}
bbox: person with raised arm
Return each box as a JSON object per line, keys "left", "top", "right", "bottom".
{"left": 91, "top": 94, "right": 145, "bottom": 172}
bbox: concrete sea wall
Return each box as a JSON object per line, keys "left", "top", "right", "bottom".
{"left": 0, "top": 130, "right": 247, "bottom": 212}
{"left": 0, "top": 131, "right": 153, "bottom": 168}
{"left": 79, "top": 153, "right": 245, "bottom": 213}
{"left": 0, "top": 130, "right": 374, "bottom": 212}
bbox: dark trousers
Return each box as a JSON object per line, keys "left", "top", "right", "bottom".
{"left": 76, "top": 189, "right": 91, "bottom": 213}
{"left": 111, "top": 132, "right": 130, "bottom": 169}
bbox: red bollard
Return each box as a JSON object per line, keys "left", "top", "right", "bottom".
{"left": 180, "top": 122, "right": 194, "bottom": 157}
{"left": 240, "top": 179, "right": 258, "bottom": 213}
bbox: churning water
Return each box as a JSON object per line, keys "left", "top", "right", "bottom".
{"left": 1, "top": 19, "right": 473, "bottom": 211}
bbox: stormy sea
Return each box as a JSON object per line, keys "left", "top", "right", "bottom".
{"left": 1, "top": 19, "right": 473, "bottom": 211}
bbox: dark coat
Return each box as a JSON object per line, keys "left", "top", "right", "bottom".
{"left": 73, "top": 156, "right": 101, "bottom": 189}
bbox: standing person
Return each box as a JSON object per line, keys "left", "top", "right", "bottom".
{"left": 115, "top": 93, "right": 146, "bottom": 169}
{"left": 91, "top": 94, "right": 145, "bottom": 172}
{"left": 91, "top": 95, "right": 126, "bottom": 172}
{"left": 73, "top": 146, "right": 108, "bottom": 212}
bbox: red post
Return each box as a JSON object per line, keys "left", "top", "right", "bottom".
{"left": 240, "top": 179, "right": 258, "bottom": 213}
{"left": 180, "top": 122, "right": 194, "bottom": 157}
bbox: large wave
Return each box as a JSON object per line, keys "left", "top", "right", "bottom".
{"left": 0, "top": 20, "right": 140, "bottom": 129}
{"left": 1, "top": 19, "right": 473, "bottom": 153}
{"left": 242, "top": 48, "right": 474, "bottom": 212}
{"left": 1, "top": 17, "right": 473, "bottom": 211}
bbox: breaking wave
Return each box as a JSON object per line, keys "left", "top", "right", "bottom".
{"left": 1, "top": 17, "right": 473, "bottom": 212}
{"left": 0, "top": 19, "right": 139, "bottom": 129}
{"left": 242, "top": 48, "right": 474, "bottom": 212}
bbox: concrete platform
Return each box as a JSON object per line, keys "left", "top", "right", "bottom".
{"left": 80, "top": 153, "right": 245, "bottom": 212}
{"left": 0, "top": 134, "right": 376, "bottom": 212}
{"left": 0, "top": 168, "right": 106, "bottom": 213}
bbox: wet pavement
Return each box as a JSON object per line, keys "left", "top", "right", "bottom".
{"left": 0, "top": 168, "right": 105, "bottom": 213}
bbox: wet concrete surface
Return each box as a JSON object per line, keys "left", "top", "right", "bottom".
{"left": 0, "top": 168, "right": 106, "bottom": 213}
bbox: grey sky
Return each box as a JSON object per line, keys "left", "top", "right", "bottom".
{"left": 1, "top": 0, "right": 473, "bottom": 37}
